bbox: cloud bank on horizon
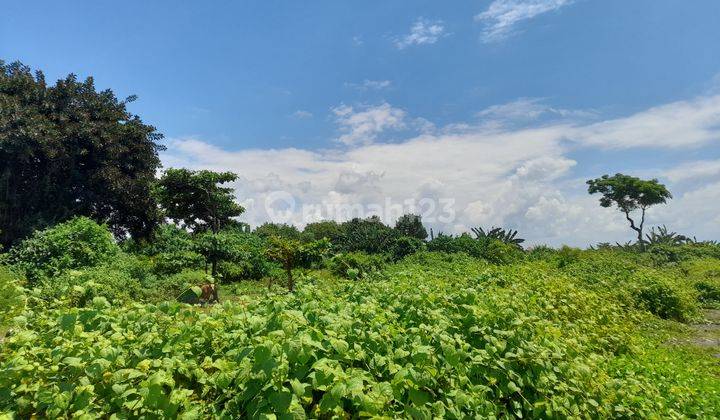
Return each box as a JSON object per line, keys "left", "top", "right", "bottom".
{"left": 162, "top": 90, "right": 720, "bottom": 247}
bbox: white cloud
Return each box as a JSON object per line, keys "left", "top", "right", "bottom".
{"left": 292, "top": 110, "right": 313, "bottom": 119}
{"left": 394, "top": 18, "right": 446, "bottom": 49}
{"left": 571, "top": 95, "right": 720, "bottom": 149}
{"left": 332, "top": 103, "right": 407, "bottom": 145}
{"left": 346, "top": 79, "right": 392, "bottom": 91}
{"left": 477, "top": 97, "right": 596, "bottom": 126}
{"left": 161, "top": 93, "right": 720, "bottom": 247}
{"left": 665, "top": 160, "right": 720, "bottom": 183}
{"left": 476, "top": 0, "right": 575, "bottom": 43}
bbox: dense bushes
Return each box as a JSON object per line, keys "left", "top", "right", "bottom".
{"left": 681, "top": 258, "right": 720, "bottom": 306}
{"left": 426, "top": 233, "right": 523, "bottom": 264}
{"left": 8, "top": 217, "right": 119, "bottom": 285}
{"left": 329, "top": 252, "right": 388, "bottom": 279}
{"left": 559, "top": 251, "right": 701, "bottom": 321}
{"left": 0, "top": 267, "right": 24, "bottom": 332}
{"left": 214, "top": 232, "right": 271, "bottom": 281}
{"left": 35, "top": 266, "right": 144, "bottom": 308}
{"left": 336, "top": 216, "right": 398, "bottom": 254}
{"left": 631, "top": 270, "right": 699, "bottom": 321}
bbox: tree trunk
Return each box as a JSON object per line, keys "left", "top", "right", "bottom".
{"left": 637, "top": 207, "right": 646, "bottom": 251}
{"left": 211, "top": 258, "right": 218, "bottom": 277}
{"left": 623, "top": 209, "right": 645, "bottom": 251}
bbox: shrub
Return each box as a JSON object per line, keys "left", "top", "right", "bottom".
{"left": 215, "top": 232, "right": 272, "bottom": 281}
{"left": 8, "top": 217, "right": 119, "bottom": 285}
{"left": 556, "top": 245, "right": 582, "bottom": 268}
{"left": 559, "top": 251, "right": 701, "bottom": 321}
{"left": 266, "top": 237, "right": 331, "bottom": 291}
{"left": 35, "top": 267, "right": 143, "bottom": 308}
{"left": 680, "top": 258, "right": 720, "bottom": 306}
{"left": 143, "top": 270, "right": 211, "bottom": 303}
{"left": 427, "top": 233, "right": 522, "bottom": 265}
{"left": 0, "top": 267, "right": 25, "bottom": 331}
{"left": 695, "top": 281, "right": 720, "bottom": 305}
{"left": 329, "top": 252, "right": 387, "bottom": 279}
{"left": 135, "top": 224, "right": 196, "bottom": 255}
{"left": 338, "top": 216, "right": 397, "bottom": 254}
{"left": 647, "top": 244, "right": 684, "bottom": 266}
{"left": 632, "top": 272, "right": 699, "bottom": 322}
{"left": 389, "top": 236, "right": 424, "bottom": 261}
{"left": 526, "top": 245, "right": 557, "bottom": 261}
{"left": 426, "top": 232, "right": 459, "bottom": 253}
{"left": 153, "top": 250, "right": 205, "bottom": 276}
{"left": 427, "top": 233, "right": 477, "bottom": 257}
{"left": 481, "top": 239, "right": 524, "bottom": 265}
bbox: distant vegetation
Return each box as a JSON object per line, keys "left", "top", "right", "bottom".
{"left": 2, "top": 62, "right": 720, "bottom": 418}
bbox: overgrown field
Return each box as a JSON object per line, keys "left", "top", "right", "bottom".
{"left": 2, "top": 250, "right": 720, "bottom": 418}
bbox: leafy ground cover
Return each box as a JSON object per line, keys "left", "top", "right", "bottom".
{"left": 1, "top": 252, "right": 719, "bottom": 418}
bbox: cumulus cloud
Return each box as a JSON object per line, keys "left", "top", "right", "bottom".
{"left": 332, "top": 102, "right": 407, "bottom": 145}
{"left": 394, "top": 18, "right": 446, "bottom": 49}
{"left": 476, "top": 0, "right": 575, "bottom": 43}
{"left": 161, "top": 93, "right": 720, "bottom": 247}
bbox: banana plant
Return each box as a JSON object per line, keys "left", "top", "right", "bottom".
{"left": 471, "top": 227, "right": 525, "bottom": 249}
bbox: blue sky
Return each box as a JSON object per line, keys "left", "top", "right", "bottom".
{"left": 3, "top": 1, "right": 720, "bottom": 245}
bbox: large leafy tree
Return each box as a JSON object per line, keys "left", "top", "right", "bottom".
{"left": 155, "top": 168, "right": 244, "bottom": 234}
{"left": 302, "top": 220, "right": 343, "bottom": 243}
{"left": 394, "top": 214, "right": 428, "bottom": 240}
{"left": 254, "top": 222, "right": 302, "bottom": 241}
{"left": 587, "top": 173, "right": 672, "bottom": 249}
{"left": 155, "top": 168, "right": 245, "bottom": 276}
{"left": 339, "top": 216, "right": 398, "bottom": 254}
{"left": 0, "top": 61, "right": 164, "bottom": 248}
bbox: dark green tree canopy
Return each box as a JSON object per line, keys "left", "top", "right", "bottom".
{"left": 0, "top": 61, "right": 164, "bottom": 248}
{"left": 254, "top": 222, "right": 302, "bottom": 241}
{"left": 155, "top": 168, "right": 244, "bottom": 234}
{"left": 394, "top": 214, "right": 428, "bottom": 240}
{"left": 587, "top": 173, "right": 672, "bottom": 248}
{"left": 338, "top": 216, "right": 398, "bottom": 254}
{"left": 587, "top": 174, "right": 672, "bottom": 212}
{"left": 302, "top": 220, "right": 342, "bottom": 243}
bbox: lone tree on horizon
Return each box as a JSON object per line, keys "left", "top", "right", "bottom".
{"left": 587, "top": 173, "right": 672, "bottom": 250}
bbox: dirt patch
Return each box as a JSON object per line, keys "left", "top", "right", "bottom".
{"left": 686, "top": 310, "right": 720, "bottom": 358}
{"left": 703, "top": 309, "right": 720, "bottom": 324}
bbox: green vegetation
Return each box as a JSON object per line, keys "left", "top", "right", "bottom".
{"left": 1, "top": 62, "right": 719, "bottom": 418}
{"left": 2, "top": 247, "right": 720, "bottom": 418}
